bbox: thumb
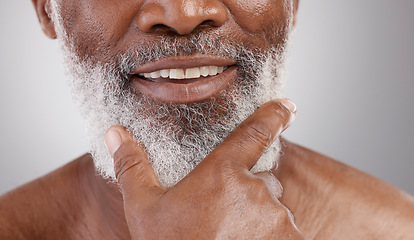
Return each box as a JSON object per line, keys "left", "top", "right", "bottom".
{"left": 105, "top": 126, "right": 163, "bottom": 206}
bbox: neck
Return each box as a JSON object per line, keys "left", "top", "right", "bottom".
{"left": 78, "top": 155, "right": 130, "bottom": 239}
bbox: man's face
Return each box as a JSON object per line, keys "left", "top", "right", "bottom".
{"left": 47, "top": 0, "right": 297, "bottom": 186}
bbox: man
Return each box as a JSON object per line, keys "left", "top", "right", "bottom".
{"left": 1, "top": 0, "right": 413, "bottom": 239}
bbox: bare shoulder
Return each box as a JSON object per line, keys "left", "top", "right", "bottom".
{"left": 0, "top": 154, "right": 94, "bottom": 240}
{"left": 277, "top": 140, "right": 414, "bottom": 239}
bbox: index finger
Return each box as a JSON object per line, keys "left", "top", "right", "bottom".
{"left": 203, "top": 99, "right": 296, "bottom": 170}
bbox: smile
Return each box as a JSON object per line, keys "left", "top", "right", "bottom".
{"left": 130, "top": 55, "right": 237, "bottom": 103}
{"left": 139, "top": 66, "right": 227, "bottom": 81}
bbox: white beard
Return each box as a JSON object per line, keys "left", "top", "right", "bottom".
{"left": 50, "top": 1, "right": 292, "bottom": 187}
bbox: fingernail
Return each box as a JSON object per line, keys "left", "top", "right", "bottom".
{"left": 279, "top": 98, "right": 297, "bottom": 113}
{"left": 279, "top": 99, "right": 297, "bottom": 131}
{"left": 104, "top": 128, "right": 122, "bottom": 157}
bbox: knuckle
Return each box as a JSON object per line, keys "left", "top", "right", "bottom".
{"left": 113, "top": 143, "right": 146, "bottom": 181}
{"left": 239, "top": 121, "right": 273, "bottom": 149}
{"left": 279, "top": 208, "right": 302, "bottom": 237}
{"left": 255, "top": 172, "right": 283, "bottom": 199}
{"left": 114, "top": 153, "right": 139, "bottom": 180}
{"left": 272, "top": 207, "right": 291, "bottom": 226}
{"left": 251, "top": 177, "right": 272, "bottom": 200}
{"left": 278, "top": 207, "right": 296, "bottom": 226}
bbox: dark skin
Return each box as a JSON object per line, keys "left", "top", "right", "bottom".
{"left": 1, "top": 0, "right": 414, "bottom": 239}
{"left": 105, "top": 100, "right": 302, "bottom": 239}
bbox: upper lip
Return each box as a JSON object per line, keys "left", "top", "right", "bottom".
{"left": 130, "top": 53, "right": 237, "bottom": 74}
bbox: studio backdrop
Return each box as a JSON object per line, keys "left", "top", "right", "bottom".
{"left": 1, "top": 0, "right": 413, "bottom": 195}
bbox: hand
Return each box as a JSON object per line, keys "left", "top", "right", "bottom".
{"left": 104, "top": 99, "right": 302, "bottom": 240}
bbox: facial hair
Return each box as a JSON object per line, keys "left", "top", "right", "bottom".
{"left": 50, "top": 1, "right": 293, "bottom": 187}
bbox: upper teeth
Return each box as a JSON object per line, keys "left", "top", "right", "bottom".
{"left": 139, "top": 66, "right": 226, "bottom": 79}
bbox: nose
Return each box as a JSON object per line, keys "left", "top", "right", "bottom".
{"left": 136, "top": 0, "right": 228, "bottom": 35}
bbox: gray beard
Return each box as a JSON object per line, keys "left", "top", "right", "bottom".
{"left": 51, "top": 2, "right": 292, "bottom": 187}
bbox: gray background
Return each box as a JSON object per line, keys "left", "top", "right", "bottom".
{"left": 1, "top": 1, "right": 413, "bottom": 195}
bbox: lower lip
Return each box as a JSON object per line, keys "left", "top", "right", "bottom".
{"left": 131, "top": 66, "right": 236, "bottom": 103}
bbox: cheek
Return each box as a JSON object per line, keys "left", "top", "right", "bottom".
{"left": 59, "top": 0, "right": 141, "bottom": 61}
{"left": 225, "top": 0, "right": 291, "bottom": 38}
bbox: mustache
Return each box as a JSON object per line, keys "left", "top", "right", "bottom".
{"left": 108, "top": 31, "right": 261, "bottom": 80}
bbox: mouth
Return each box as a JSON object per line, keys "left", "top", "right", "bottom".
{"left": 130, "top": 55, "right": 237, "bottom": 103}
{"left": 138, "top": 65, "right": 228, "bottom": 84}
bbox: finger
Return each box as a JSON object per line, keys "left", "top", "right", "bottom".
{"left": 204, "top": 98, "right": 296, "bottom": 170}
{"left": 105, "top": 126, "right": 164, "bottom": 205}
{"left": 254, "top": 171, "right": 283, "bottom": 200}
{"left": 281, "top": 206, "right": 303, "bottom": 238}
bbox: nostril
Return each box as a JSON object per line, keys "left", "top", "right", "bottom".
{"left": 136, "top": 2, "right": 228, "bottom": 35}
{"left": 199, "top": 20, "right": 216, "bottom": 27}
{"left": 150, "top": 24, "right": 177, "bottom": 34}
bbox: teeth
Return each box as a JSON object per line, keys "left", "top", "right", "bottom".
{"left": 140, "top": 66, "right": 227, "bottom": 80}
{"left": 150, "top": 71, "right": 161, "bottom": 78}
{"left": 209, "top": 66, "right": 218, "bottom": 75}
{"left": 170, "top": 69, "right": 185, "bottom": 79}
{"left": 185, "top": 67, "right": 201, "bottom": 79}
{"left": 160, "top": 69, "right": 169, "bottom": 78}
{"left": 200, "top": 66, "right": 209, "bottom": 77}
